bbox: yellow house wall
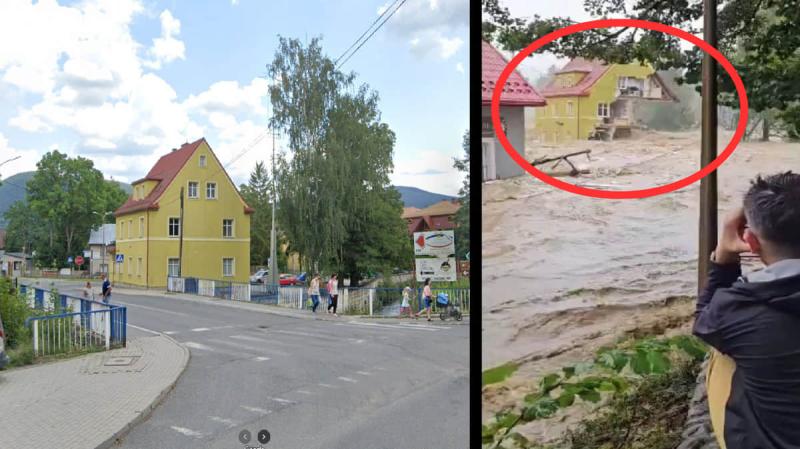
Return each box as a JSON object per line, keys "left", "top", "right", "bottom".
{"left": 535, "top": 63, "right": 656, "bottom": 143}
{"left": 115, "top": 140, "right": 251, "bottom": 288}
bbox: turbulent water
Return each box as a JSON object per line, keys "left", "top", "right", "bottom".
{"left": 482, "top": 129, "right": 799, "bottom": 369}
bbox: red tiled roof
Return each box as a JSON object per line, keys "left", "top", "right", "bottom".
{"left": 482, "top": 41, "right": 546, "bottom": 107}
{"left": 114, "top": 139, "right": 205, "bottom": 216}
{"left": 541, "top": 57, "right": 611, "bottom": 98}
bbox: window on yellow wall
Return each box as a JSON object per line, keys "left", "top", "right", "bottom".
{"left": 138, "top": 257, "right": 142, "bottom": 277}
{"left": 567, "top": 101, "right": 574, "bottom": 116}
{"left": 188, "top": 181, "right": 198, "bottom": 199}
{"left": 168, "top": 258, "right": 180, "bottom": 277}
{"left": 168, "top": 217, "right": 180, "bottom": 237}
{"left": 223, "top": 219, "right": 234, "bottom": 238}
{"left": 128, "top": 220, "right": 132, "bottom": 239}
{"left": 206, "top": 182, "right": 217, "bottom": 199}
{"left": 128, "top": 258, "right": 132, "bottom": 276}
{"left": 597, "top": 103, "right": 610, "bottom": 118}
{"left": 139, "top": 217, "right": 144, "bottom": 237}
{"left": 199, "top": 155, "right": 207, "bottom": 168}
{"left": 119, "top": 222, "right": 123, "bottom": 240}
{"left": 223, "top": 258, "right": 234, "bottom": 277}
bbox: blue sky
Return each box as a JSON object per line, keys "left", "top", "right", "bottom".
{"left": 0, "top": 0, "right": 468, "bottom": 195}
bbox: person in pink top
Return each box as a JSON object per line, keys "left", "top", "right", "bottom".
{"left": 416, "top": 278, "right": 433, "bottom": 322}
{"left": 326, "top": 273, "right": 339, "bottom": 316}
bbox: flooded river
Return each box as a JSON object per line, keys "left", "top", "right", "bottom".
{"left": 482, "top": 128, "right": 800, "bottom": 433}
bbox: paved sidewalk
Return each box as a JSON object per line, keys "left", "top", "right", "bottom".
{"left": 0, "top": 335, "right": 189, "bottom": 449}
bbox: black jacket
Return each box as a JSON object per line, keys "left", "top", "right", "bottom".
{"left": 694, "top": 260, "right": 800, "bottom": 449}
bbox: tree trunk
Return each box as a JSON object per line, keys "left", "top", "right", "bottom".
{"left": 762, "top": 115, "right": 770, "bottom": 141}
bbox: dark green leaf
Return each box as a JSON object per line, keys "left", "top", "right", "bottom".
{"left": 647, "top": 350, "right": 671, "bottom": 374}
{"left": 631, "top": 350, "right": 651, "bottom": 375}
{"left": 557, "top": 392, "right": 575, "bottom": 407}
{"left": 578, "top": 388, "right": 602, "bottom": 403}
{"left": 562, "top": 365, "right": 576, "bottom": 379}
{"left": 540, "top": 373, "right": 561, "bottom": 392}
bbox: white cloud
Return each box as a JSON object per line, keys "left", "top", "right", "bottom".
{"left": 144, "top": 10, "right": 186, "bottom": 69}
{"left": 183, "top": 78, "right": 269, "bottom": 118}
{"left": 0, "top": 133, "right": 41, "bottom": 177}
{"left": 231, "top": 0, "right": 239, "bottom": 4}
{"left": 384, "top": 0, "right": 467, "bottom": 60}
{"left": 391, "top": 149, "right": 462, "bottom": 196}
{"left": 377, "top": 3, "right": 389, "bottom": 15}
{"left": 456, "top": 62, "right": 464, "bottom": 74}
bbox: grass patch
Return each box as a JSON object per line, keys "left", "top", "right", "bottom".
{"left": 483, "top": 362, "right": 520, "bottom": 386}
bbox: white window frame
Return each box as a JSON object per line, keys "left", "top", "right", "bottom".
{"left": 139, "top": 216, "right": 144, "bottom": 238}
{"left": 128, "top": 219, "right": 132, "bottom": 239}
{"left": 618, "top": 76, "right": 628, "bottom": 89}
{"left": 199, "top": 155, "right": 207, "bottom": 168}
{"left": 187, "top": 181, "right": 198, "bottom": 199}
{"left": 222, "top": 258, "right": 234, "bottom": 277}
{"left": 567, "top": 101, "right": 574, "bottom": 116}
{"left": 206, "top": 182, "right": 217, "bottom": 200}
{"left": 168, "top": 258, "right": 180, "bottom": 278}
{"left": 168, "top": 217, "right": 180, "bottom": 238}
{"left": 120, "top": 222, "right": 125, "bottom": 240}
{"left": 597, "top": 102, "right": 610, "bottom": 118}
{"left": 222, "top": 219, "right": 234, "bottom": 238}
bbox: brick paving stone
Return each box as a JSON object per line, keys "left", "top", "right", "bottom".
{"left": 0, "top": 335, "right": 189, "bottom": 449}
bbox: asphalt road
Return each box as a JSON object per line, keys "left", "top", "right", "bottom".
{"left": 50, "top": 281, "right": 469, "bottom": 449}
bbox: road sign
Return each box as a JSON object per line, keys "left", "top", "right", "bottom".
{"left": 415, "top": 257, "right": 457, "bottom": 282}
{"left": 115, "top": 254, "right": 124, "bottom": 263}
{"left": 75, "top": 256, "right": 84, "bottom": 266}
{"left": 413, "top": 231, "right": 455, "bottom": 257}
{"left": 67, "top": 256, "right": 73, "bottom": 263}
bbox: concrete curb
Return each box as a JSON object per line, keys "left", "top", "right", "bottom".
{"left": 94, "top": 334, "right": 191, "bottom": 449}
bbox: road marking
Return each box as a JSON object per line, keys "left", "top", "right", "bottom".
{"left": 164, "top": 331, "right": 179, "bottom": 335}
{"left": 338, "top": 376, "right": 357, "bottom": 383}
{"left": 191, "top": 327, "right": 211, "bottom": 332}
{"left": 254, "top": 356, "right": 271, "bottom": 361}
{"left": 347, "top": 338, "right": 365, "bottom": 344}
{"left": 241, "top": 405, "right": 272, "bottom": 415}
{"left": 208, "top": 338, "right": 288, "bottom": 357}
{"left": 395, "top": 322, "right": 452, "bottom": 330}
{"left": 295, "top": 390, "right": 312, "bottom": 395}
{"left": 209, "top": 416, "right": 238, "bottom": 429}
{"left": 126, "top": 323, "right": 161, "bottom": 335}
{"left": 270, "top": 397, "right": 295, "bottom": 404}
{"left": 318, "top": 383, "right": 335, "bottom": 388}
{"left": 271, "top": 329, "right": 315, "bottom": 338}
{"left": 114, "top": 300, "right": 189, "bottom": 316}
{"left": 185, "top": 341, "right": 215, "bottom": 351}
{"left": 336, "top": 321, "right": 440, "bottom": 331}
{"left": 230, "top": 334, "right": 269, "bottom": 343}
{"left": 170, "top": 426, "right": 204, "bottom": 438}
{"left": 355, "top": 371, "right": 372, "bottom": 376}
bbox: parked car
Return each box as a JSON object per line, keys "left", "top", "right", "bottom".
{"left": 0, "top": 309, "right": 9, "bottom": 369}
{"left": 278, "top": 273, "right": 305, "bottom": 286}
{"left": 250, "top": 269, "right": 269, "bottom": 284}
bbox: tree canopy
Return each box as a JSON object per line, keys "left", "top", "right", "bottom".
{"left": 453, "top": 130, "right": 470, "bottom": 260}
{"left": 239, "top": 161, "right": 288, "bottom": 270}
{"left": 3, "top": 150, "right": 127, "bottom": 268}
{"left": 266, "top": 36, "right": 408, "bottom": 284}
{"left": 482, "top": 0, "right": 800, "bottom": 136}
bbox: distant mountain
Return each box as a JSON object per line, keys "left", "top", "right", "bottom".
{"left": 394, "top": 186, "right": 456, "bottom": 209}
{"left": 0, "top": 171, "right": 132, "bottom": 228}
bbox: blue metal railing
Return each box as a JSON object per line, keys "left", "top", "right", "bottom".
{"left": 21, "top": 284, "right": 127, "bottom": 356}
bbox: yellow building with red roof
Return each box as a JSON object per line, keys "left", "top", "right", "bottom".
{"left": 113, "top": 138, "right": 252, "bottom": 287}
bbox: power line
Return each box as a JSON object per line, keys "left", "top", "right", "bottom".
{"left": 335, "top": 0, "right": 408, "bottom": 69}
{"left": 148, "top": 130, "right": 272, "bottom": 211}
{"left": 333, "top": 0, "right": 402, "bottom": 66}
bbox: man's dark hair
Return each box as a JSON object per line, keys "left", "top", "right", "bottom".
{"left": 743, "top": 171, "right": 800, "bottom": 255}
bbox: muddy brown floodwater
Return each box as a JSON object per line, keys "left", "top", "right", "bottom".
{"left": 482, "top": 128, "right": 799, "bottom": 441}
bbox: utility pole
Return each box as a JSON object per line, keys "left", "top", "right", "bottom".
{"left": 179, "top": 187, "right": 185, "bottom": 277}
{"left": 698, "top": 0, "right": 718, "bottom": 293}
{"left": 269, "top": 120, "right": 279, "bottom": 287}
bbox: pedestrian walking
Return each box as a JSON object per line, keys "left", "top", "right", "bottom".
{"left": 101, "top": 274, "right": 112, "bottom": 304}
{"left": 416, "top": 278, "right": 433, "bottom": 321}
{"left": 82, "top": 281, "right": 94, "bottom": 301}
{"left": 308, "top": 273, "right": 321, "bottom": 313}
{"left": 400, "top": 286, "right": 415, "bottom": 319}
{"left": 327, "top": 273, "right": 339, "bottom": 316}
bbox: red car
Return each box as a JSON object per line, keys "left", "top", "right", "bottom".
{"left": 279, "top": 272, "right": 307, "bottom": 286}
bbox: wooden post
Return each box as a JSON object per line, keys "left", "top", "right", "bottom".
{"left": 699, "top": 0, "right": 718, "bottom": 293}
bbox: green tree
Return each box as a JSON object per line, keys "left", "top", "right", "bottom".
{"left": 482, "top": 0, "right": 800, "bottom": 135}
{"left": 453, "top": 130, "right": 470, "bottom": 260}
{"left": 3, "top": 201, "right": 42, "bottom": 254}
{"left": 5, "top": 151, "right": 124, "bottom": 267}
{"left": 267, "top": 37, "right": 408, "bottom": 284}
{"left": 239, "top": 161, "right": 287, "bottom": 270}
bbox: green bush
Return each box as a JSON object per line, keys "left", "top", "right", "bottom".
{"left": 0, "top": 278, "right": 33, "bottom": 348}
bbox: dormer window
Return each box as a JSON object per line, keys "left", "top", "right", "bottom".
{"left": 199, "top": 155, "right": 207, "bottom": 168}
